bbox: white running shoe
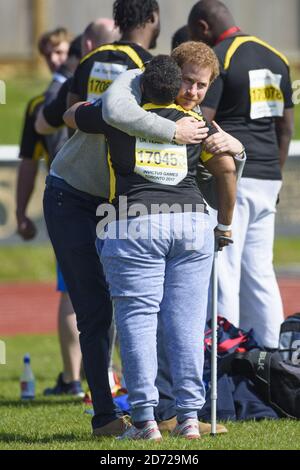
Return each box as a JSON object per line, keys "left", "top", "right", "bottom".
{"left": 117, "top": 420, "right": 162, "bottom": 441}
{"left": 172, "top": 418, "right": 201, "bottom": 440}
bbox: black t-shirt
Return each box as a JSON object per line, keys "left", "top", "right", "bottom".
{"left": 202, "top": 35, "right": 294, "bottom": 180}
{"left": 19, "top": 95, "right": 49, "bottom": 167}
{"left": 75, "top": 101, "right": 218, "bottom": 214}
{"left": 70, "top": 41, "right": 152, "bottom": 101}
{"left": 43, "top": 78, "right": 71, "bottom": 128}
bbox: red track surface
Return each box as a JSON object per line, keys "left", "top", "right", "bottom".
{"left": 0, "top": 279, "right": 299, "bottom": 335}
{"left": 0, "top": 283, "right": 58, "bottom": 335}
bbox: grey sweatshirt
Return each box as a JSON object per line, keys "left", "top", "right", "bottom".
{"left": 50, "top": 69, "right": 176, "bottom": 198}
{"left": 102, "top": 69, "right": 246, "bottom": 208}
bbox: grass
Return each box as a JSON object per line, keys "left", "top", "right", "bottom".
{"left": 0, "top": 76, "right": 49, "bottom": 145}
{"left": 274, "top": 237, "right": 300, "bottom": 266}
{"left": 0, "top": 334, "right": 299, "bottom": 450}
{"left": 1, "top": 70, "right": 300, "bottom": 451}
{"left": 0, "top": 75, "right": 300, "bottom": 144}
{"left": 0, "top": 237, "right": 299, "bottom": 284}
{"left": 0, "top": 243, "right": 55, "bottom": 283}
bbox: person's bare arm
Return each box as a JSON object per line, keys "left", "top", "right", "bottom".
{"left": 16, "top": 159, "right": 39, "bottom": 240}
{"left": 102, "top": 69, "right": 208, "bottom": 144}
{"left": 275, "top": 108, "right": 294, "bottom": 169}
{"left": 35, "top": 107, "right": 57, "bottom": 135}
{"left": 63, "top": 102, "right": 87, "bottom": 129}
{"left": 66, "top": 92, "right": 81, "bottom": 137}
{"left": 203, "top": 153, "right": 237, "bottom": 248}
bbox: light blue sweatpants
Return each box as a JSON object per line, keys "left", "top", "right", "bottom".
{"left": 98, "top": 212, "right": 214, "bottom": 423}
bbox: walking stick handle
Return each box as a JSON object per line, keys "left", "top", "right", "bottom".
{"left": 215, "top": 236, "right": 233, "bottom": 252}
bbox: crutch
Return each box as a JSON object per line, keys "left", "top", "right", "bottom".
{"left": 211, "top": 235, "right": 233, "bottom": 436}
{"left": 108, "top": 317, "right": 118, "bottom": 389}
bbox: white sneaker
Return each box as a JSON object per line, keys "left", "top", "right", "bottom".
{"left": 172, "top": 418, "right": 201, "bottom": 440}
{"left": 117, "top": 420, "right": 162, "bottom": 441}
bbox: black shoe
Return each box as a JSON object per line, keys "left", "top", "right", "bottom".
{"left": 43, "top": 373, "right": 84, "bottom": 397}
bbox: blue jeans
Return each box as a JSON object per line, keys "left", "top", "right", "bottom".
{"left": 43, "top": 176, "right": 121, "bottom": 429}
{"left": 56, "top": 263, "right": 68, "bottom": 292}
{"left": 98, "top": 212, "right": 214, "bottom": 423}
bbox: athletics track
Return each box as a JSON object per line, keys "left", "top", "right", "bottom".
{"left": 0, "top": 279, "right": 299, "bottom": 335}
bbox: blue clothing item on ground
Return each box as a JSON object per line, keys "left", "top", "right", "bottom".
{"left": 114, "top": 376, "right": 279, "bottom": 421}
{"left": 56, "top": 263, "right": 68, "bottom": 292}
{"left": 43, "top": 175, "right": 122, "bottom": 429}
{"left": 98, "top": 212, "right": 214, "bottom": 424}
{"left": 85, "top": 394, "right": 131, "bottom": 416}
{"left": 198, "top": 374, "right": 279, "bottom": 422}
{"left": 114, "top": 395, "right": 131, "bottom": 414}
{"left": 155, "top": 316, "right": 279, "bottom": 422}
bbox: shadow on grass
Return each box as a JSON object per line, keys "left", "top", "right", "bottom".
{"left": 0, "top": 399, "right": 84, "bottom": 408}
{"left": 0, "top": 432, "right": 89, "bottom": 445}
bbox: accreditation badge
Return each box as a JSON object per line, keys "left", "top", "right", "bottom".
{"left": 135, "top": 138, "right": 188, "bottom": 185}
{"left": 87, "top": 62, "right": 128, "bottom": 101}
{"left": 249, "top": 69, "right": 284, "bottom": 119}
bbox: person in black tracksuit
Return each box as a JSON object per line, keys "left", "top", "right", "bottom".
{"left": 43, "top": 0, "right": 163, "bottom": 437}
{"left": 188, "top": 0, "right": 294, "bottom": 349}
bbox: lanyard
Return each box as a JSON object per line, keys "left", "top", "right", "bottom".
{"left": 215, "top": 26, "right": 241, "bottom": 45}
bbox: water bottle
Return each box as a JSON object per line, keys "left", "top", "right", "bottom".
{"left": 20, "top": 354, "right": 35, "bottom": 400}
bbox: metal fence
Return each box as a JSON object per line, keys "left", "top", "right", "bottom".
{"left": 0, "top": 145, "right": 299, "bottom": 244}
